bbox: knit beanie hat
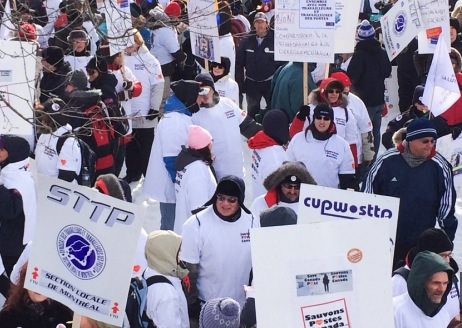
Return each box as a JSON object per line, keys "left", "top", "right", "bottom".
{"left": 260, "top": 205, "right": 297, "bottom": 227}
{"left": 412, "top": 85, "right": 425, "bottom": 105}
{"left": 42, "top": 97, "right": 68, "bottom": 127}
{"left": 330, "top": 71, "right": 352, "bottom": 88}
{"left": 188, "top": 125, "right": 212, "bottom": 150}
{"left": 199, "top": 298, "right": 240, "bottom": 328}
{"left": 204, "top": 175, "right": 251, "bottom": 214}
{"left": 262, "top": 109, "right": 289, "bottom": 145}
{"left": 86, "top": 56, "right": 108, "bottom": 73}
{"left": 451, "top": 17, "right": 461, "bottom": 33}
{"left": 164, "top": 1, "right": 181, "bottom": 18}
{"left": 170, "top": 80, "right": 202, "bottom": 112}
{"left": 145, "top": 230, "right": 189, "bottom": 279}
{"left": 18, "top": 22, "right": 37, "bottom": 41}
{"left": 195, "top": 73, "right": 216, "bottom": 92}
{"left": 313, "top": 103, "right": 334, "bottom": 121}
{"left": 405, "top": 118, "right": 437, "bottom": 142}
{"left": 357, "top": 19, "right": 375, "bottom": 40}
{"left": 65, "top": 70, "right": 88, "bottom": 90}
{"left": 94, "top": 173, "right": 130, "bottom": 202}
{"left": 43, "top": 46, "right": 64, "bottom": 66}
{"left": 417, "top": 228, "right": 453, "bottom": 253}
{"left": 0, "top": 135, "right": 30, "bottom": 164}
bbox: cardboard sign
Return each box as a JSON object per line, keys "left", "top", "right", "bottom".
{"left": 24, "top": 175, "right": 144, "bottom": 326}
{"left": 251, "top": 220, "right": 393, "bottom": 327}
{"left": 188, "top": 0, "right": 221, "bottom": 62}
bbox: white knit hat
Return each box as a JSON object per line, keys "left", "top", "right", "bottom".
{"left": 357, "top": 20, "right": 375, "bottom": 40}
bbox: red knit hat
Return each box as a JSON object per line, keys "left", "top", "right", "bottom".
{"left": 330, "top": 71, "right": 352, "bottom": 88}
{"left": 18, "top": 22, "right": 37, "bottom": 41}
{"left": 164, "top": 1, "right": 181, "bottom": 18}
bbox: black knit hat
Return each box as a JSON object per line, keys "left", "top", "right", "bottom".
{"left": 94, "top": 173, "right": 132, "bottom": 202}
{"left": 0, "top": 135, "right": 30, "bottom": 164}
{"left": 204, "top": 175, "right": 251, "bottom": 214}
{"left": 417, "top": 228, "right": 453, "bottom": 253}
{"left": 412, "top": 85, "right": 425, "bottom": 105}
{"left": 170, "top": 80, "right": 202, "bottom": 113}
{"left": 195, "top": 72, "right": 216, "bottom": 92}
{"left": 313, "top": 103, "right": 334, "bottom": 121}
{"left": 260, "top": 205, "right": 297, "bottom": 227}
{"left": 262, "top": 109, "right": 289, "bottom": 145}
{"left": 86, "top": 56, "right": 108, "bottom": 73}
{"left": 42, "top": 46, "right": 64, "bottom": 66}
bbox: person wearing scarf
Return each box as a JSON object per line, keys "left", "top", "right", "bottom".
{"left": 363, "top": 118, "right": 457, "bottom": 270}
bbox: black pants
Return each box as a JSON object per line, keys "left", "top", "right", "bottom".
{"left": 245, "top": 79, "right": 272, "bottom": 120}
{"left": 125, "top": 128, "right": 154, "bottom": 179}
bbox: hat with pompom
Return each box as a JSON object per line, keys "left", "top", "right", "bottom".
{"left": 199, "top": 297, "right": 240, "bottom": 328}
{"left": 357, "top": 19, "right": 375, "bottom": 40}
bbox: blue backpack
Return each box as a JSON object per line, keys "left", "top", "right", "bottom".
{"left": 125, "top": 275, "right": 173, "bottom": 328}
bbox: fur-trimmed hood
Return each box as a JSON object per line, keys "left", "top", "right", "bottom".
{"left": 263, "top": 161, "right": 317, "bottom": 191}
{"left": 308, "top": 87, "right": 348, "bottom": 109}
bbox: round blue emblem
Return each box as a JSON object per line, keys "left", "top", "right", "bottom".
{"left": 394, "top": 12, "right": 406, "bottom": 35}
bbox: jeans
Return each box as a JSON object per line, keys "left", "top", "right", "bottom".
{"left": 160, "top": 202, "right": 176, "bottom": 231}
{"left": 367, "top": 104, "right": 384, "bottom": 159}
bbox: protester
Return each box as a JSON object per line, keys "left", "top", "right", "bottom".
{"left": 174, "top": 125, "right": 217, "bottom": 234}
{"left": 39, "top": 46, "right": 72, "bottom": 104}
{"left": 363, "top": 119, "right": 457, "bottom": 270}
{"left": 181, "top": 176, "right": 253, "bottom": 322}
{"left": 210, "top": 57, "right": 239, "bottom": 104}
{"left": 393, "top": 251, "right": 454, "bottom": 327}
{"left": 144, "top": 230, "right": 190, "bottom": 327}
{"left": 64, "top": 29, "right": 92, "bottom": 71}
{"left": 250, "top": 161, "right": 316, "bottom": 220}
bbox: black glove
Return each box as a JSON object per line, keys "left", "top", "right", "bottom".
{"left": 452, "top": 127, "right": 462, "bottom": 140}
{"left": 297, "top": 105, "right": 310, "bottom": 120}
{"left": 146, "top": 108, "right": 160, "bottom": 120}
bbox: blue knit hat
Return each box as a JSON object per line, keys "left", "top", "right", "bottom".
{"left": 357, "top": 20, "right": 375, "bottom": 40}
{"left": 199, "top": 298, "right": 240, "bottom": 328}
{"left": 405, "top": 118, "right": 437, "bottom": 142}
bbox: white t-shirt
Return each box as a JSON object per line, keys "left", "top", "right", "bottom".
{"left": 215, "top": 75, "right": 239, "bottom": 105}
{"left": 145, "top": 267, "right": 189, "bottom": 328}
{"left": 180, "top": 206, "right": 253, "bottom": 306}
{"left": 174, "top": 160, "right": 216, "bottom": 234}
{"left": 143, "top": 112, "right": 192, "bottom": 203}
{"left": 63, "top": 55, "right": 91, "bottom": 72}
{"left": 347, "top": 92, "right": 373, "bottom": 164}
{"left": 192, "top": 97, "right": 245, "bottom": 180}
{"left": 149, "top": 26, "right": 180, "bottom": 66}
{"left": 393, "top": 292, "right": 452, "bottom": 328}
{"left": 35, "top": 125, "right": 81, "bottom": 179}
{"left": 250, "top": 145, "right": 288, "bottom": 199}
{"left": 287, "top": 130, "right": 355, "bottom": 188}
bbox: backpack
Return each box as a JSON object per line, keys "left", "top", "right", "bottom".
{"left": 126, "top": 275, "right": 173, "bottom": 328}
{"left": 56, "top": 133, "right": 97, "bottom": 187}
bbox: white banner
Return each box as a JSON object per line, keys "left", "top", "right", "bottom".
{"left": 102, "top": 0, "right": 134, "bottom": 55}
{"left": 417, "top": 0, "right": 450, "bottom": 54}
{"left": 251, "top": 220, "right": 393, "bottom": 327}
{"left": 25, "top": 175, "right": 144, "bottom": 326}
{"left": 275, "top": 0, "right": 335, "bottom": 63}
{"left": 188, "top": 0, "right": 221, "bottom": 62}
{"left": 333, "top": 0, "right": 361, "bottom": 53}
{"left": 0, "top": 41, "right": 36, "bottom": 139}
{"left": 298, "top": 184, "right": 399, "bottom": 251}
{"left": 422, "top": 37, "right": 460, "bottom": 116}
{"left": 380, "top": 0, "right": 424, "bottom": 61}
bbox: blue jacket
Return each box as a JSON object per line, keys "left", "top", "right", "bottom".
{"left": 362, "top": 148, "right": 457, "bottom": 248}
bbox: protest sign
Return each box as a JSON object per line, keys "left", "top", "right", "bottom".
{"left": 100, "top": 0, "right": 134, "bottom": 55}
{"left": 298, "top": 184, "right": 399, "bottom": 255}
{"left": 24, "top": 175, "right": 144, "bottom": 326}
{"left": 251, "top": 220, "right": 393, "bottom": 327}
{"left": 380, "top": 0, "right": 424, "bottom": 61}
{"left": 333, "top": 0, "right": 361, "bottom": 53}
{"left": 188, "top": 0, "right": 221, "bottom": 62}
{"left": 417, "top": 0, "right": 450, "bottom": 54}
{"left": 275, "top": 0, "right": 335, "bottom": 63}
{"left": 0, "top": 41, "right": 36, "bottom": 139}
{"left": 421, "top": 36, "right": 460, "bottom": 116}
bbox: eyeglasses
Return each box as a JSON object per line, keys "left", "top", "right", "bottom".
{"left": 86, "top": 69, "right": 97, "bottom": 76}
{"left": 327, "top": 89, "right": 341, "bottom": 94}
{"left": 212, "top": 63, "right": 224, "bottom": 69}
{"left": 216, "top": 194, "right": 238, "bottom": 204}
{"left": 281, "top": 183, "right": 300, "bottom": 190}
{"left": 314, "top": 116, "right": 331, "bottom": 121}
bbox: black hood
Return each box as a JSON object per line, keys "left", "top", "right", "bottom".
{"left": 175, "top": 147, "right": 203, "bottom": 171}
{"left": 203, "top": 175, "right": 250, "bottom": 214}
{"left": 354, "top": 38, "right": 383, "bottom": 54}
{"left": 0, "top": 135, "right": 30, "bottom": 166}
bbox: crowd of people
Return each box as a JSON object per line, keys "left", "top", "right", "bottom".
{"left": 2, "top": 0, "right": 462, "bottom": 326}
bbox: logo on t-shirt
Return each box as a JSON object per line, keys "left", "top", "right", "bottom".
{"left": 240, "top": 231, "right": 250, "bottom": 243}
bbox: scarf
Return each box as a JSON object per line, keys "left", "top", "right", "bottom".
{"left": 400, "top": 142, "right": 435, "bottom": 168}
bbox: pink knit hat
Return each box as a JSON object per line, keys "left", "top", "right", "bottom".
{"left": 188, "top": 125, "right": 212, "bottom": 150}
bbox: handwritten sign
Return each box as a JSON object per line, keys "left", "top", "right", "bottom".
{"left": 275, "top": 0, "right": 335, "bottom": 62}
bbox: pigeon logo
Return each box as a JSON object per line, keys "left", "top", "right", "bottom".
{"left": 57, "top": 225, "right": 106, "bottom": 280}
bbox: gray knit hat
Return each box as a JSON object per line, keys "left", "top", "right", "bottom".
{"left": 199, "top": 298, "right": 240, "bottom": 328}
{"left": 260, "top": 205, "right": 297, "bottom": 227}
{"left": 65, "top": 70, "right": 88, "bottom": 90}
